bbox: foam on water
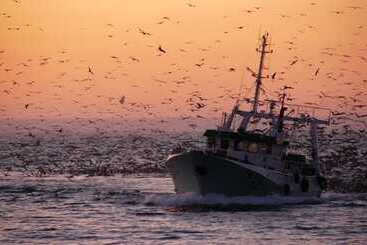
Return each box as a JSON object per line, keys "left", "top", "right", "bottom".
{"left": 144, "top": 192, "right": 367, "bottom": 210}
{"left": 144, "top": 192, "right": 323, "bottom": 207}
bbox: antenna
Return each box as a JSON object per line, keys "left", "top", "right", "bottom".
{"left": 257, "top": 26, "right": 262, "bottom": 44}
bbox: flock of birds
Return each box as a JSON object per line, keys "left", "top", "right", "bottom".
{"left": 0, "top": 1, "right": 366, "bottom": 190}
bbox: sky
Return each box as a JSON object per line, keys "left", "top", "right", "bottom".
{"left": 0, "top": 0, "right": 366, "bottom": 128}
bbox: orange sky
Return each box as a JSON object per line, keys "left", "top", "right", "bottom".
{"left": 1, "top": 0, "right": 366, "bottom": 122}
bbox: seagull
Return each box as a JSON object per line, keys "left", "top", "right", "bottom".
{"left": 88, "top": 66, "right": 94, "bottom": 75}
{"left": 315, "top": 68, "right": 320, "bottom": 76}
{"left": 348, "top": 6, "right": 363, "bottom": 10}
{"left": 331, "top": 11, "right": 343, "bottom": 14}
{"left": 119, "top": 96, "right": 126, "bottom": 105}
{"left": 158, "top": 45, "right": 166, "bottom": 53}
{"left": 290, "top": 60, "right": 298, "bottom": 66}
{"left": 195, "top": 102, "right": 206, "bottom": 109}
{"left": 138, "top": 28, "right": 151, "bottom": 36}
{"left": 244, "top": 10, "right": 255, "bottom": 13}
{"left": 129, "top": 56, "right": 140, "bottom": 62}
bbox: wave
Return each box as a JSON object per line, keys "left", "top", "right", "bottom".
{"left": 144, "top": 193, "right": 323, "bottom": 208}
{"left": 144, "top": 192, "right": 367, "bottom": 211}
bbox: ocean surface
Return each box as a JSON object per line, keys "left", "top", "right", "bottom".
{"left": 0, "top": 130, "right": 366, "bottom": 244}
{"left": 1, "top": 174, "right": 366, "bottom": 245}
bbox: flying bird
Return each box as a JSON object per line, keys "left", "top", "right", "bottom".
{"left": 331, "top": 11, "right": 343, "bottom": 14}
{"left": 315, "top": 68, "right": 320, "bottom": 76}
{"left": 129, "top": 56, "right": 140, "bottom": 62}
{"left": 119, "top": 96, "right": 126, "bottom": 105}
{"left": 195, "top": 102, "right": 206, "bottom": 109}
{"left": 158, "top": 45, "right": 166, "bottom": 53}
{"left": 138, "top": 28, "right": 151, "bottom": 36}
{"left": 290, "top": 60, "right": 298, "bottom": 66}
{"left": 88, "top": 66, "right": 94, "bottom": 75}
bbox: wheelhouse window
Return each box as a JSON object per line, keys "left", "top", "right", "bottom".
{"left": 220, "top": 139, "right": 230, "bottom": 149}
{"left": 247, "top": 143, "right": 258, "bottom": 153}
{"left": 240, "top": 141, "right": 248, "bottom": 151}
{"left": 207, "top": 137, "right": 215, "bottom": 148}
{"left": 234, "top": 140, "right": 241, "bottom": 150}
{"left": 259, "top": 144, "right": 268, "bottom": 153}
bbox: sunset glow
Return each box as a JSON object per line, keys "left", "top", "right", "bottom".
{"left": 1, "top": 0, "right": 366, "bottom": 123}
{"left": 1, "top": 2, "right": 367, "bottom": 244}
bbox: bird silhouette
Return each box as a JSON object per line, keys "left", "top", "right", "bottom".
{"left": 138, "top": 28, "right": 151, "bottom": 36}
{"left": 88, "top": 66, "right": 94, "bottom": 75}
{"left": 129, "top": 56, "right": 140, "bottom": 62}
{"left": 119, "top": 96, "right": 126, "bottom": 105}
{"left": 158, "top": 45, "right": 166, "bottom": 53}
{"left": 290, "top": 60, "right": 298, "bottom": 66}
{"left": 315, "top": 68, "right": 320, "bottom": 76}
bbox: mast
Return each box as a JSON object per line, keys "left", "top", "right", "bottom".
{"left": 253, "top": 33, "right": 272, "bottom": 113}
{"left": 238, "top": 33, "right": 272, "bottom": 131}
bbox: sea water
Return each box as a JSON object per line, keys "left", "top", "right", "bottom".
{"left": 1, "top": 174, "right": 366, "bottom": 244}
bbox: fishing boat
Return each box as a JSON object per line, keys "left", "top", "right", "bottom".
{"left": 166, "top": 33, "right": 330, "bottom": 197}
